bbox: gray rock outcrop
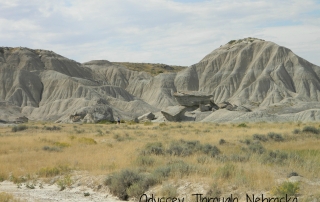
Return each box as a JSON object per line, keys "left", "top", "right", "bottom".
{"left": 69, "top": 105, "right": 114, "bottom": 123}
{"left": 173, "top": 91, "right": 213, "bottom": 107}
{"left": 161, "top": 106, "right": 187, "bottom": 122}
{"left": 138, "top": 112, "right": 155, "bottom": 122}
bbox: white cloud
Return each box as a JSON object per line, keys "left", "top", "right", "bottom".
{"left": 0, "top": 0, "right": 319, "bottom": 66}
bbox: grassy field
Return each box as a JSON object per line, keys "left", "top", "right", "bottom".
{"left": 0, "top": 121, "right": 320, "bottom": 200}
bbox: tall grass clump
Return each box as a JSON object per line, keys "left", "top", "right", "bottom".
{"left": 37, "top": 165, "right": 70, "bottom": 178}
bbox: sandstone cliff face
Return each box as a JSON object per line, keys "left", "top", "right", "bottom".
{"left": 1, "top": 37, "right": 320, "bottom": 123}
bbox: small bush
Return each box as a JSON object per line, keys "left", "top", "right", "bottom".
{"left": 252, "top": 134, "right": 268, "bottom": 142}
{"left": 241, "top": 138, "right": 251, "bottom": 145}
{"left": 11, "top": 125, "right": 28, "bottom": 132}
{"left": 152, "top": 160, "right": 195, "bottom": 180}
{"left": 144, "top": 142, "right": 164, "bottom": 155}
{"left": 267, "top": 132, "right": 284, "bottom": 142}
{"left": 152, "top": 166, "right": 171, "bottom": 182}
{"left": 43, "top": 126, "right": 61, "bottom": 131}
{"left": 167, "top": 140, "right": 196, "bottom": 157}
{"left": 237, "top": 123, "right": 247, "bottom": 127}
{"left": 201, "top": 144, "right": 220, "bottom": 157}
{"left": 248, "top": 142, "right": 265, "bottom": 154}
{"left": 105, "top": 169, "right": 156, "bottom": 200}
{"left": 42, "top": 146, "right": 61, "bottom": 152}
{"left": 219, "top": 139, "right": 226, "bottom": 145}
{"left": 271, "top": 181, "right": 299, "bottom": 197}
{"left": 302, "top": 126, "right": 319, "bottom": 134}
{"left": 168, "top": 160, "right": 195, "bottom": 177}
{"left": 57, "top": 175, "right": 73, "bottom": 191}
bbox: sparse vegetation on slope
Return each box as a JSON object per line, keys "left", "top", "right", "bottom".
{"left": 113, "top": 62, "right": 186, "bottom": 75}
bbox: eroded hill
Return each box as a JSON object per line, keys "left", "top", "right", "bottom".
{"left": 1, "top": 38, "right": 320, "bottom": 123}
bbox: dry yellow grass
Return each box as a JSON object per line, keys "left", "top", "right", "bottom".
{"left": 0, "top": 121, "right": 320, "bottom": 195}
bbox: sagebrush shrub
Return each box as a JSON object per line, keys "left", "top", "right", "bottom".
{"left": 302, "top": 126, "right": 319, "bottom": 134}
{"left": 252, "top": 134, "right": 268, "bottom": 142}
{"left": 105, "top": 169, "right": 156, "bottom": 200}
{"left": 248, "top": 142, "right": 265, "bottom": 154}
{"left": 11, "top": 125, "right": 28, "bottom": 132}
{"left": 268, "top": 132, "right": 284, "bottom": 142}
{"left": 238, "top": 123, "right": 247, "bottom": 127}
{"left": 144, "top": 142, "right": 164, "bottom": 155}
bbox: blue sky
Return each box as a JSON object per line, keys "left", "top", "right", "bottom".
{"left": 0, "top": 0, "right": 319, "bottom": 66}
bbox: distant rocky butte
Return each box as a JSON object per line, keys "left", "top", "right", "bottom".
{"left": 1, "top": 37, "right": 320, "bottom": 123}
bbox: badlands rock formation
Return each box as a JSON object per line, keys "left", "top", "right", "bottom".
{"left": 1, "top": 37, "right": 320, "bottom": 123}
